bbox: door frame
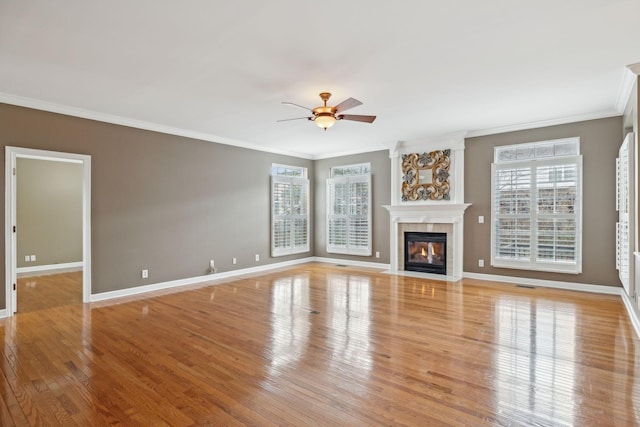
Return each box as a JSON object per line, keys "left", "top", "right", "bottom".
{"left": 5, "top": 146, "right": 91, "bottom": 315}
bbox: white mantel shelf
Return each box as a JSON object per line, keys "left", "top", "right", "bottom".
{"left": 384, "top": 203, "right": 471, "bottom": 219}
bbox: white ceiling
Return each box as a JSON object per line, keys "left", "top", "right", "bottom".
{"left": 1, "top": 1, "right": 639, "bottom": 159}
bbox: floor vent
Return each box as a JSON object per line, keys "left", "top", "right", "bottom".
{"left": 516, "top": 284, "right": 536, "bottom": 289}
{"left": 336, "top": 264, "right": 348, "bottom": 267}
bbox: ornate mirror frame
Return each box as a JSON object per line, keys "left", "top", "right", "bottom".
{"left": 401, "top": 149, "right": 451, "bottom": 201}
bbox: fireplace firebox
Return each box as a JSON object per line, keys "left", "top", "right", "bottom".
{"left": 404, "top": 232, "right": 447, "bottom": 275}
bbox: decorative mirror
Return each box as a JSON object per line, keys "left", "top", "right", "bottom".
{"left": 401, "top": 149, "right": 451, "bottom": 201}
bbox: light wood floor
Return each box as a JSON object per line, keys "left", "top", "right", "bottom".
{"left": 1, "top": 263, "right": 639, "bottom": 426}
{"left": 17, "top": 272, "right": 83, "bottom": 313}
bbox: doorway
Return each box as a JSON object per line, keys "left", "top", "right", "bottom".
{"left": 5, "top": 147, "right": 92, "bottom": 316}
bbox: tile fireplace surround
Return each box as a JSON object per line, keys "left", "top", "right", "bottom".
{"left": 384, "top": 134, "right": 471, "bottom": 280}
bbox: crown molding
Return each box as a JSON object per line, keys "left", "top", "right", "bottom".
{"left": 466, "top": 109, "right": 621, "bottom": 139}
{"left": 616, "top": 65, "right": 639, "bottom": 113}
{"left": 0, "top": 92, "right": 314, "bottom": 160}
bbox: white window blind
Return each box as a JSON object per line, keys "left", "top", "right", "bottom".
{"left": 327, "top": 173, "right": 372, "bottom": 256}
{"left": 616, "top": 133, "right": 633, "bottom": 295}
{"left": 271, "top": 172, "right": 309, "bottom": 257}
{"left": 491, "top": 139, "right": 582, "bottom": 273}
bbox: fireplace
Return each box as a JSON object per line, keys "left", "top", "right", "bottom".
{"left": 383, "top": 136, "right": 470, "bottom": 279}
{"left": 404, "top": 232, "right": 447, "bottom": 275}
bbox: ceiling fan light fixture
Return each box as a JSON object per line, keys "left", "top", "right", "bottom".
{"left": 279, "top": 92, "right": 376, "bottom": 130}
{"left": 315, "top": 113, "right": 336, "bottom": 130}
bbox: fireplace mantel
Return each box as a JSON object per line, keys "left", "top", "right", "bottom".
{"left": 384, "top": 203, "right": 471, "bottom": 280}
{"left": 383, "top": 203, "right": 471, "bottom": 222}
{"left": 384, "top": 137, "right": 470, "bottom": 281}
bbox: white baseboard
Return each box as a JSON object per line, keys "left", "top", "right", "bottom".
{"left": 0, "top": 309, "right": 6, "bottom": 318}
{"left": 91, "top": 257, "right": 390, "bottom": 303}
{"left": 621, "top": 292, "right": 640, "bottom": 340}
{"left": 464, "top": 271, "right": 640, "bottom": 340}
{"left": 463, "top": 271, "right": 622, "bottom": 295}
{"left": 90, "top": 257, "right": 315, "bottom": 302}
{"left": 17, "top": 261, "right": 83, "bottom": 277}
{"left": 312, "top": 257, "right": 390, "bottom": 270}
{"left": 8, "top": 259, "right": 637, "bottom": 341}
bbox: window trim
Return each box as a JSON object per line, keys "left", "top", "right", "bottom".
{"left": 330, "top": 162, "right": 371, "bottom": 177}
{"left": 326, "top": 171, "right": 372, "bottom": 256}
{"left": 491, "top": 145, "right": 583, "bottom": 274}
{"left": 271, "top": 167, "right": 309, "bottom": 257}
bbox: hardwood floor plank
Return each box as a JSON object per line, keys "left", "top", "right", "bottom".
{"left": 1, "top": 264, "right": 639, "bottom": 425}
{"left": 17, "top": 272, "right": 82, "bottom": 313}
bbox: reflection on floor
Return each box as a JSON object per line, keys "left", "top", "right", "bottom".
{"left": 1, "top": 263, "right": 639, "bottom": 425}
{"left": 17, "top": 271, "right": 82, "bottom": 313}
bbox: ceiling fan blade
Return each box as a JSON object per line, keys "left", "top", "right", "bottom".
{"left": 337, "top": 114, "right": 376, "bottom": 123}
{"left": 277, "top": 116, "right": 312, "bottom": 122}
{"left": 282, "top": 101, "right": 313, "bottom": 112}
{"left": 334, "top": 97, "right": 363, "bottom": 113}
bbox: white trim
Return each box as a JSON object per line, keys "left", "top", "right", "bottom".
{"left": 313, "top": 257, "right": 390, "bottom": 270}
{"left": 467, "top": 110, "right": 620, "bottom": 139}
{"left": 463, "top": 271, "right": 621, "bottom": 295}
{"left": 390, "top": 136, "right": 466, "bottom": 206}
{"left": 4, "top": 149, "right": 12, "bottom": 313}
{"left": 491, "top": 152, "right": 583, "bottom": 274}
{"left": 464, "top": 271, "right": 640, "bottom": 340}
{"left": 384, "top": 203, "right": 471, "bottom": 279}
{"left": 0, "top": 92, "right": 314, "bottom": 160}
{"left": 396, "top": 132, "right": 468, "bottom": 154}
{"left": 17, "top": 261, "right": 83, "bottom": 275}
{"left": 271, "top": 175, "right": 310, "bottom": 257}
{"left": 326, "top": 173, "right": 372, "bottom": 256}
{"left": 91, "top": 257, "right": 315, "bottom": 302}
{"left": 493, "top": 137, "right": 580, "bottom": 163}
{"left": 5, "top": 147, "right": 91, "bottom": 316}
{"left": 621, "top": 291, "right": 640, "bottom": 340}
{"left": 2, "top": 258, "right": 637, "bottom": 341}
{"left": 616, "top": 67, "right": 639, "bottom": 113}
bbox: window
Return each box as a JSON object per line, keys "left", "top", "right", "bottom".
{"left": 327, "top": 163, "right": 372, "bottom": 256}
{"left": 271, "top": 164, "right": 309, "bottom": 257}
{"left": 491, "top": 138, "right": 582, "bottom": 273}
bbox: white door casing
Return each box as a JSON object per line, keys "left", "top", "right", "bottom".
{"left": 4, "top": 146, "right": 91, "bottom": 316}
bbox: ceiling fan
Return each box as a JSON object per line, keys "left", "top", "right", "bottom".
{"left": 278, "top": 92, "right": 376, "bottom": 130}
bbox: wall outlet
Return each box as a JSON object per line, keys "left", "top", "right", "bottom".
{"left": 30, "top": 254, "right": 36, "bottom": 262}
{"left": 478, "top": 259, "right": 485, "bottom": 268}
{"left": 141, "top": 269, "right": 149, "bottom": 279}
{"left": 478, "top": 215, "right": 485, "bottom": 224}
{"left": 25, "top": 255, "right": 30, "bottom": 262}
{"left": 209, "top": 259, "right": 215, "bottom": 268}
{"left": 255, "top": 254, "right": 260, "bottom": 262}
{"left": 232, "top": 257, "right": 237, "bottom": 265}
{"left": 375, "top": 251, "right": 380, "bottom": 258}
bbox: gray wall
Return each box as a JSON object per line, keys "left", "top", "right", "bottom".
{"left": 464, "top": 116, "right": 623, "bottom": 287}
{"left": 0, "top": 102, "right": 625, "bottom": 309}
{"left": 0, "top": 103, "right": 314, "bottom": 307}
{"left": 17, "top": 158, "right": 83, "bottom": 268}
{"left": 313, "top": 150, "right": 391, "bottom": 263}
